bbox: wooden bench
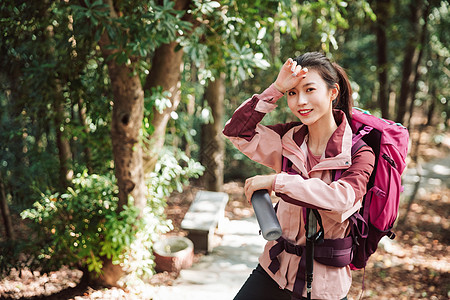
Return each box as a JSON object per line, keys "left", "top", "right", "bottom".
{"left": 181, "top": 190, "right": 229, "bottom": 253}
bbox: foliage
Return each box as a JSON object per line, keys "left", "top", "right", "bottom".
{"left": 0, "top": 0, "right": 206, "bottom": 280}
{"left": 185, "top": 0, "right": 272, "bottom": 81}
{"left": 121, "top": 147, "right": 204, "bottom": 282}
{"left": 17, "top": 173, "right": 141, "bottom": 274}
{"left": 276, "top": 0, "right": 374, "bottom": 53}
{"left": 148, "top": 147, "right": 204, "bottom": 200}
{"left": 71, "top": 0, "right": 192, "bottom": 62}
{"left": 0, "top": 0, "right": 114, "bottom": 206}
{"left": 1, "top": 145, "right": 204, "bottom": 278}
{"left": 425, "top": 1, "right": 450, "bottom": 124}
{"left": 224, "top": 139, "right": 273, "bottom": 182}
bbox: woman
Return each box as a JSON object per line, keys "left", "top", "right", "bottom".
{"left": 223, "top": 52, "right": 375, "bottom": 300}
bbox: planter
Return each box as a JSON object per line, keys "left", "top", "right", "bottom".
{"left": 153, "top": 236, "right": 194, "bottom": 273}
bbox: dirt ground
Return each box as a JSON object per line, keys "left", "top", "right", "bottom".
{"left": 0, "top": 124, "right": 449, "bottom": 299}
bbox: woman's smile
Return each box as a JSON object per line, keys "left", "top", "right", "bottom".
{"left": 298, "top": 109, "right": 313, "bottom": 116}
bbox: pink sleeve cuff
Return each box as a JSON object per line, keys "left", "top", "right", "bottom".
{"left": 274, "top": 172, "right": 305, "bottom": 193}
{"left": 259, "top": 83, "right": 284, "bottom": 103}
{"left": 272, "top": 174, "right": 278, "bottom": 192}
{"left": 258, "top": 83, "right": 284, "bottom": 103}
{"left": 255, "top": 84, "right": 284, "bottom": 113}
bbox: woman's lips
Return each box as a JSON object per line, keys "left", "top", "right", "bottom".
{"left": 298, "top": 109, "right": 313, "bottom": 116}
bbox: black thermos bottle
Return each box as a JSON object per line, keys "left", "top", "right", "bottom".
{"left": 251, "top": 189, "right": 282, "bottom": 241}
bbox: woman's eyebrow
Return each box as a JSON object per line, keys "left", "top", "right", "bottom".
{"left": 288, "top": 82, "right": 316, "bottom": 91}
{"left": 301, "top": 82, "right": 316, "bottom": 87}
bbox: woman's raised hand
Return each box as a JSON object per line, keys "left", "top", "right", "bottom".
{"left": 273, "top": 58, "right": 308, "bottom": 94}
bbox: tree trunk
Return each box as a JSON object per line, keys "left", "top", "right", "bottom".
{"left": 98, "top": 19, "right": 147, "bottom": 213}
{"left": 95, "top": 4, "right": 148, "bottom": 286}
{"left": 396, "top": 0, "right": 424, "bottom": 124}
{"left": 142, "top": 0, "right": 191, "bottom": 173}
{"left": 200, "top": 73, "right": 226, "bottom": 192}
{"left": 406, "top": 2, "right": 430, "bottom": 129}
{"left": 105, "top": 65, "right": 146, "bottom": 211}
{"left": 77, "top": 98, "right": 93, "bottom": 173}
{"left": 184, "top": 63, "right": 197, "bottom": 157}
{"left": 426, "top": 84, "right": 437, "bottom": 126}
{"left": 94, "top": 0, "right": 192, "bottom": 285}
{"left": 6, "top": 66, "right": 29, "bottom": 207}
{"left": 373, "top": 0, "right": 391, "bottom": 119}
{"left": 0, "top": 174, "right": 15, "bottom": 241}
{"left": 97, "top": 41, "right": 146, "bottom": 287}
{"left": 271, "top": 24, "right": 281, "bottom": 60}
{"left": 54, "top": 93, "right": 73, "bottom": 190}
{"left": 44, "top": 17, "right": 73, "bottom": 190}
{"left": 143, "top": 42, "right": 184, "bottom": 173}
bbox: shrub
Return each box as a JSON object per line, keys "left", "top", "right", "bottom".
{"left": 19, "top": 172, "right": 143, "bottom": 275}
{"left": 11, "top": 148, "right": 204, "bottom": 281}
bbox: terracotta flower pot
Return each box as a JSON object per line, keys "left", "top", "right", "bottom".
{"left": 153, "top": 236, "right": 194, "bottom": 273}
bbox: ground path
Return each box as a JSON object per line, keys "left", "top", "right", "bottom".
{"left": 148, "top": 218, "right": 265, "bottom": 300}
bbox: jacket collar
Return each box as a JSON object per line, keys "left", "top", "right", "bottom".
{"left": 281, "top": 110, "right": 353, "bottom": 173}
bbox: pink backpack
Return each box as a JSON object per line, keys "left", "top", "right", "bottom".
{"left": 338, "top": 107, "right": 410, "bottom": 269}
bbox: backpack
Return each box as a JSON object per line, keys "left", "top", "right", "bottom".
{"left": 338, "top": 107, "right": 410, "bottom": 269}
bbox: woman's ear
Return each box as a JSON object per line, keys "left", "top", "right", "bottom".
{"left": 331, "top": 83, "right": 340, "bottom": 101}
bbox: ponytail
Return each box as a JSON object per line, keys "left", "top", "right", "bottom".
{"left": 332, "top": 63, "right": 353, "bottom": 121}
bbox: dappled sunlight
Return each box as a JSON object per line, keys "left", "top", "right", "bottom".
{"left": 432, "top": 163, "right": 450, "bottom": 176}
{"left": 0, "top": 267, "right": 82, "bottom": 299}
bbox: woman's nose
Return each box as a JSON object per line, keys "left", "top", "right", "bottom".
{"left": 297, "top": 93, "right": 307, "bottom": 105}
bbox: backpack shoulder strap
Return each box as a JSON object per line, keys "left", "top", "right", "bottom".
{"left": 352, "top": 138, "right": 367, "bottom": 157}
{"left": 334, "top": 137, "right": 369, "bottom": 181}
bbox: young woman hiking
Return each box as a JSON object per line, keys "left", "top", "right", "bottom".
{"left": 223, "top": 52, "right": 375, "bottom": 300}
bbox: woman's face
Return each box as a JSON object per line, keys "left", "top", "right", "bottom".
{"left": 286, "top": 69, "right": 338, "bottom": 126}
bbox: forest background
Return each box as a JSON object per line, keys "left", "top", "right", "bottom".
{"left": 0, "top": 0, "right": 449, "bottom": 298}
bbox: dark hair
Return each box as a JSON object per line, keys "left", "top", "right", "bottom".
{"left": 293, "top": 52, "right": 353, "bottom": 121}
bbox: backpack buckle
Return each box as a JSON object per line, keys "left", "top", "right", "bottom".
{"left": 360, "top": 126, "right": 373, "bottom": 136}
{"left": 370, "top": 186, "right": 386, "bottom": 198}
{"left": 353, "top": 235, "right": 360, "bottom": 246}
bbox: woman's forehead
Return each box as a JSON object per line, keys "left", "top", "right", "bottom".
{"left": 293, "top": 69, "right": 325, "bottom": 89}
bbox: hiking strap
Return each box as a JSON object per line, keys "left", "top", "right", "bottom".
{"left": 348, "top": 185, "right": 387, "bottom": 244}
{"left": 268, "top": 238, "right": 306, "bottom": 300}
{"left": 305, "top": 208, "right": 323, "bottom": 299}
{"left": 332, "top": 126, "right": 373, "bottom": 244}
{"left": 268, "top": 234, "right": 354, "bottom": 300}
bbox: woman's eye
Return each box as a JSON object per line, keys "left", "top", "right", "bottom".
{"left": 306, "top": 88, "right": 315, "bottom": 92}
{"left": 288, "top": 91, "right": 296, "bottom": 96}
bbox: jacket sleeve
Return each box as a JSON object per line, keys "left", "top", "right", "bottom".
{"left": 223, "top": 84, "right": 286, "bottom": 172}
{"left": 274, "top": 146, "right": 375, "bottom": 214}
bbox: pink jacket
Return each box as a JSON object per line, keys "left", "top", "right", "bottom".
{"left": 223, "top": 84, "right": 375, "bottom": 299}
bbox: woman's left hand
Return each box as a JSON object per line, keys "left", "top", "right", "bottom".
{"left": 273, "top": 58, "right": 308, "bottom": 93}
{"left": 244, "top": 174, "right": 277, "bottom": 204}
